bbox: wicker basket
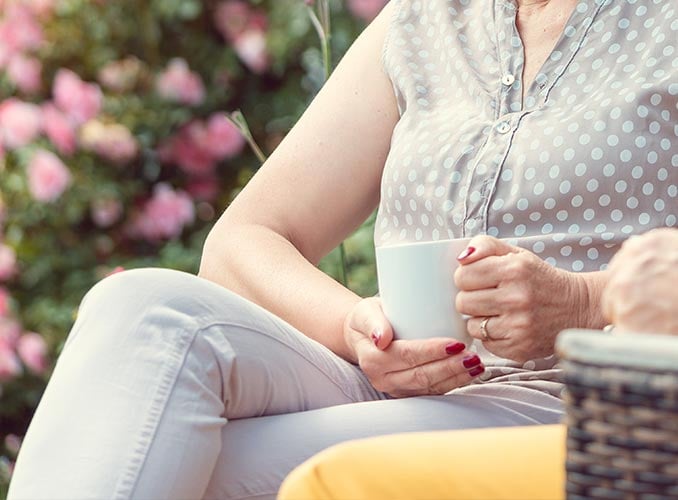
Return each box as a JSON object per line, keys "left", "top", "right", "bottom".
{"left": 556, "top": 329, "right": 678, "bottom": 500}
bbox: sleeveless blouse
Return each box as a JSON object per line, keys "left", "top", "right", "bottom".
{"left": 375, "top": 0, "right": 678, "bottom": 397}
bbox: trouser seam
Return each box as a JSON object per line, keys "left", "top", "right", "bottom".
{"left": 111, "top": 324, "right": 203, "bottom": 499}
{"left": 199, "top": 321, "right": 381, "bottom": 406}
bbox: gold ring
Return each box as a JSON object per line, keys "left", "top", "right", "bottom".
{"left": 480, "top": 317, "right": 491, "bottom": 341}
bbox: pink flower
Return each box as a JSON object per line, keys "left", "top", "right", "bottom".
{"left": 155, "top": 58, "right": 205, "bottom": 106}
{"left": 205, "top": 113, "right": 245, "bottom": 159}
{"left": 158, "top": 122, "right": 215, "bottom": 175}
{"left": 42, "top": 102, "right": 77, "bottom": 155}
{"left": 233, "top": 29, "right": 269, "bottom": 74}
{"left": 26, "top": 149, "right": 72, "bottom": 203}
{"left": 130, "top": 183, "right": 195, "bottom": 241}
{"left": 0, "top": 98, "right": 42, "bottom": 149}
{"left": 214, "top": 1, "right": 251, "bottom": 42}
{"left": 7, "top": 54, "right": 42, "bottom": 94}
{"left": 90, "top": 198, "right": 123, "bottom": 228}
{"left": 346, "top": 0, "right": 388, "bottom": 21}
{"left": 0, "top": 318, "right": 21, "bottom": 349}
{"left": 79, "top": 120, "right": 138, "bottom": 164}
{"left": 0, "top": 287, "right": 10, "bottom": 316}
{"left": 97, "top": 56, "right": 142, "bottom": 93}
{"left": 0, "top": 244, "right": 17, "bottom": 281}
{"left": 16, "top": 332, "right": 48, "bottom": 375}
{"left": 0, "top": 4, "right": 43, "bottom": 55}
{"left": 0, "top": 342, "right": 21, "bottom": 381}
{"left": 185, "top": 175, "right": 219, "bottom": 202}
{"left": 27, "top": 0, "right": 58, "bottom": 18}
{"left": 53, "top": 69, "right": 103, "bottom": 125}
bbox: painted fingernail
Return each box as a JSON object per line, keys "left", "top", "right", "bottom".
{"left": 371, "top": 329, "right": 382, "bottom": 345}
{"left": 468, "top": 366, "right": 485, "bottom": 377}
{"left": 457, "top": 246, "right": 476, "bottom": 261}
{"left": 445, "top": 342, "right": 465, "bottom": 355}
{"left": 462, "top": 354, "right": 481, "bottom": 368}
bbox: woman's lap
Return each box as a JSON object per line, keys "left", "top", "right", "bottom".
{"left": 8, "top": 268, "right": 563, "bottom": 500}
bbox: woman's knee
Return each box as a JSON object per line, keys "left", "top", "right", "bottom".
{"left": 66, "top": 268, "right": 233, "bottom": 350}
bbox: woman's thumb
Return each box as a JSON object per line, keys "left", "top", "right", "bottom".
{"left": 364, "top": 298, "right": 395, "bottom": 350}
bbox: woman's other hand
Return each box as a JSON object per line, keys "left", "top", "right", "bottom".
{"left": 343, "top": 297, "right": 485, "bottom": 398}
{"left": 454, "top": 236, "right": 591, "bottom": 363}
{"left": 602, "top": 228, "right": 678, "bottom": 335}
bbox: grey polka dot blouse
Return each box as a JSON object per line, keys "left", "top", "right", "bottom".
{"left": 375, "top": 0, "right": 677, "bottom": 395}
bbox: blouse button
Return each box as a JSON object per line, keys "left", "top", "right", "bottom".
{"left": 501, "top": 74, "right": 515, "bottom": 86}
{"left": 496, "top": 121, "right": 511, "bottom": 134}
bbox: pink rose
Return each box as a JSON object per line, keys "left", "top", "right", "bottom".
{"left": 0, "top": 4, "right": 43, "bottom": 55}
{"left": 0, "top": 98, "right": 42, "bottom": 149}
{"left": 79, "top": 120, "right": 138, "bottom": 164}
{"left": 16, "top": 332, "right": 48, "bottom": 375}
{"left": 27, "top": 0, "right": 58, "bottom": 18}
{"left": 205, "top": 113, "right": 245, "bottom": 159}
{"left": 0, "top": 244, "right": 17, "bottom": 281}
{"left": 42, "top": 102, "right": 77, "bottom": 155}
{"left": 346, "top": 0, "right": 388, "bottom": 21}
{"left": 233, "top": 29, "right": 269, "bottom": 74}
{"left": 97, "top": 56, "right": 142, "bottom": 93}
{"left": 7, "top": 54, "right": 42, "bottom": 94}
{"left": 90, "top": 198, "right": 123, "bottom": 228}
{"left": 185, "top": 175, "right": 219, "bottom": 202}
{"left": 26, "top": 149, "right": 72, "bottom": 203}
{"left": 214, "top": 1, "right": 251, "bottom": 42}
{"left": 0, "top": 342, "right": 21, "bottom": 381}
{"left": 53, "top": 69, "right": 103, "bottom": 124}
{"left": 158, "top": 122, "right": 216, "bottom": 175}
{"left": 0, "top": 287, "right": 10, "bottom": 316}
{"left": 130, "top": 183, "right": 195, "bottom": 241}
{"left": 0, "top": 318, "right": 21, "bottom": 349}
{"left": 155, "top": 58, "right": 205, "bottom": 106}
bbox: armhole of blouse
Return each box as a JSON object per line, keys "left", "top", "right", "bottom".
{"left": 381, "top": 0, "right": 405, "bottom": 114}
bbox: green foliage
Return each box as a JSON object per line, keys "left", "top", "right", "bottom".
{"left": 0, "top": 0, "right": 379, "bottom": 492}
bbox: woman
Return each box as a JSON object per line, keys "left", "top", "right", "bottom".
{"left": 8, "top": 0, "right": 676, "bottom": 498}
{"left": 277, "top": 228, "right": 678, "bottom": 500}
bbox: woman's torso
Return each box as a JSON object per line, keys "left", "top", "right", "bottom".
{"left": 376, "top": 0, "right": 678, "bottom": 396}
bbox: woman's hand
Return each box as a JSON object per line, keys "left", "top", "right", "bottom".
{"left": 343, "top": 297, "right": 485, "bottom": 398}
{"left": 602, "top": 228, "right": 678, "bottom": 335}
{"left": 454, "top": 236, "right": 590, "bottom": 363}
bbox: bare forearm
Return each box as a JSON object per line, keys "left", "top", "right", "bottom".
{"left": 198, "top": 224, "right": 361, "bottom": 363}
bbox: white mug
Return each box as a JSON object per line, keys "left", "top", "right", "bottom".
{"left": 375, "top": 238, "right": 472, "bottom": 344}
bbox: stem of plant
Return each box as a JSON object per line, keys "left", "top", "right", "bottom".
{"left": 227, "top": 110, "right": 268, "bottom": 164}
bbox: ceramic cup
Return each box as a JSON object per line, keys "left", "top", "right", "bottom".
{"left": 375, "top": 238, "right": 472, "bottom": 344}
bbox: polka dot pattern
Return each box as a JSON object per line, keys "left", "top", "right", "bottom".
{"left": 377, "top": 0, "right": 677, "bottom": 273}
{"left": 375, "top": 0, "right": 678, "bottom": 395}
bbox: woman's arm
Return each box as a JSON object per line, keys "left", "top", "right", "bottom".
{"left": 199, "top": 3, "right": 399, "bottom": 363}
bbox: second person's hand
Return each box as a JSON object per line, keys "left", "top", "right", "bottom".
{"left": 343, "top": 297, "right": 485, "bottom": 398}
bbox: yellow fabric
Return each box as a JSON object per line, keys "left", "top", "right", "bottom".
{"left": 278, "top": 424, "right": 566, "bottom": 500}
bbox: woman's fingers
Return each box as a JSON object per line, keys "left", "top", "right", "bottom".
{"left": 456, "top": 235, "right": 519, "bottom": 265}
{"left": 382, "top": 351, "right": 485, "bottom": 397}
{"left": 454, "top": 255, "right": 503, "bottom": 291}
{"left": 466, "top": 315, "right": 507, "bottom": 342}
{"left": 347, "top": 296, "right": 395, "bottom": 349}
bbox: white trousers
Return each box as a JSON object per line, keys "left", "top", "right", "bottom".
{"left": 8, "top": 269, "right": 563, "bottom": 500}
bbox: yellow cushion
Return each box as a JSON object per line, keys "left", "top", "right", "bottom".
{"left": 278, "top": 424, "right": 565, "bottom": 500}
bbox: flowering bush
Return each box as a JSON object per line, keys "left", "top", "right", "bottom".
{"left": 0, "top": 0, "right": 387, "bottom": 491}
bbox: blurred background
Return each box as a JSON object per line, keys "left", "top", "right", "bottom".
{"left": 0, "top": 0, "right": 387, "bottom": 493}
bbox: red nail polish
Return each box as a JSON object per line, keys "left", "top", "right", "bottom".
{"left": 445, "top": 342, "right": 465, "bottom": 355}
{"left": 457, "top": 246, "right": 476, "bottom": 261}
{"left": 468, "top": 366, "right": 485, "bottom": 377}
{"left": 463, "top": 355, "right": 481, "bottom": 368}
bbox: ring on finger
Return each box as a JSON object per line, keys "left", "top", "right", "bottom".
{"left": 480, "top": 317, "right": 492, "bottom": 341}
